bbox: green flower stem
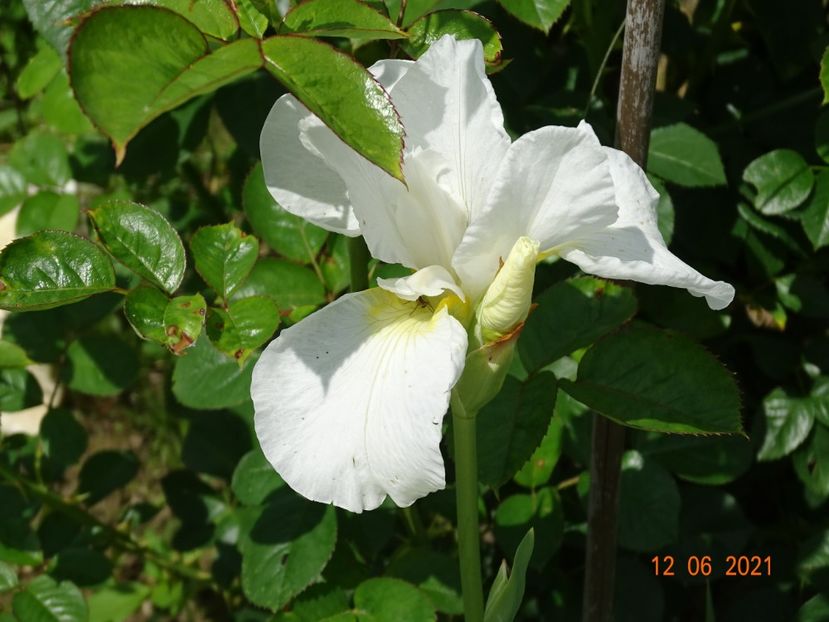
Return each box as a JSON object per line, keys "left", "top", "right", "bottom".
{"left": 348, "top": 236, "right": 371, "bottom": 292}
{"left": 452, "top": 394, "right": 485, "bottom": 622}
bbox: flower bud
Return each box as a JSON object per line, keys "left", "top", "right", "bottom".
{"left": 476, "top": 236, "right": 540, "bottom": 344}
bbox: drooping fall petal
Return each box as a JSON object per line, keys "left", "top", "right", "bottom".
{"left": 251, "top": 288, "right": 467, "bottom": 512}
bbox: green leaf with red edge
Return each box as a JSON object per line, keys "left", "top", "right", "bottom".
{"left": 207, "top": 296, "right": 280, "bottom": 364}
{"left": 0, "top": 231, "right": 115, "bottom": 311}
{"left": 496, "top": 0, "right": 569, "bottom": 34}
{"left": 69, "top": 6, "right": 261, "bottom": 163}
{"left": 164, "top": 294, "right": 207, "bottom": 355}
{"left": 559, "top": 322, "right": 743, "bottom": 435}
{"left": 154, "top": 0, "right": 239, "bottom": 39}
{"left": 260, "top": 36, "right": 405, "bottom": 181}
{"left": 88, "top": 199, "right": 185, "bottom": 295}
{"left": 190, "top": 224, "right": 259, "bottom": 299}
{"left": 283, "top": 0, "right": 406, "bottom": 39}
{"left": 403, "top": 10, "right": 503, "bottom": 68}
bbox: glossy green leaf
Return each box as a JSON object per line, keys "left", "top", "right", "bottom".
{"left": 236, "top": 0, "right": 270, "bottom": 37}
{"left": 477, "top": 373, "right": 557, "bottom": 487}
{"left": 16, "top": 192, "right": 79, "bottom": 235}
{"left": 283, "top": 0, "right": 405, "bottom": 39}
{"left": 77, "top": 450, "right": 139, "bottom": 505}
{"left": 163, "top": 294, "right": 207, "bottom": 354}
{"left": 239, "top": 491, "right": 338, "bottom": 611}
{"left": 260, "top": 36, "right": 405, "bottom": 181}
{"left": 232, "top": 448, "right": 285, "bottom": 506}
{"left": 15, "top": 44, "right": 61, "bottom": 99}
{"left": 757, "top": 388, "right": 821, "bottom": 461}
{"left": 154, "top": 0, "right": 239, "bottom": 39}
{"left": 353, "top": 578, "right": 436, "bottom": 622}
{"left": 12, "top": 576, "right": 87, "bottom": 622}
{"left": 743, "top": 149, "right": 814, "bottom": 215}
{"left": 496, "top": 0, "right": 569, "bottom": 33}
{"left": 124, "top": 286, "right": 168, "bottom": 343}
{"left": 801, "top": 170, "right": 829, "bottom": 250}
{"left": 820, "top": 46, "right": 829, "bottom": 104}
{"left": 0, "top": 368, "right": 43, "bottom": 411}
{"left": 0, "top": 231, "right": 115, "bottom": 311}
{"left": 618, "top": 451, "right": 680, "bottom": 552}
{"left": 207, "top": 296, "right": 280, "bottom": 362}
{"left": 40, "top": 409, "right": 87, "bottom": 468}
{"left": 0, "top": 340, "right": 32, "bottom": 368}
{"left": 62, "top": 335, "right": 139, "bottom": 396}
{"left": 519, "top": 277, "right": 637, "bottom": 373}
{"left": 8, "top": 131, "right": 71, "bottom": 187}
{"left": 495, "top": 488, "right": 562, "bottom": 568}
{"left": 559, "top": 323, "right": 742, "bottom": 434}
{"left": 243, "top": 162, "right": 328, "bottom": 265}
{"left": 0, "top": 561, "right": 17, "bottom": 592}
{"left": 22, "top": 0, "right": 98, "bottom": 56}
{"left": 647, "top": 123, "right": 726, "bottom": 187}
{"left": 484, "top": 528, "right": 534, "bottom": 622}
{"left": 172, "top": 335, "right": 256, "bottom": 409}
{"left": 70, "top": 6, "right": 261, "bottom": 161}
{"left": 234, "top": 258, "right": 326, "bottom": 310}
{"left": 404, "top": 10, "right": 502, "bottom": 67}
{"left": 0, "top": 165, "right": 26, "bottom": 215}
{"left": 88, "top": 199, "right": 185, "bottom": 294}
{"left": 191, "top": 224, "right": 259, "bottom": 298}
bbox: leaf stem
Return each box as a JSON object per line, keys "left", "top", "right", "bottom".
{"left": 451, "top": 394, "right": 484, "bottom": 622}
{"left": 348, "top": 236, "right": 371, "bottom": 292}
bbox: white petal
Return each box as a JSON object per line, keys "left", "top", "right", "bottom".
{"left": 388, "top": 35, "right": 510, "bottom": 220}
{"left": 560, "top": 148, "right": 735, "bottom": 310}
{"left": 369, "top": 58, "right": 414, "bottom": 91}
{"left": 301, "top": 117, "right": 467, "bottom": 269}
{"left": 453, "top": 124, "right": 617, "bottom": 299}
{"left": 260, "top": 95, "right": 360, "bottom": 235}
{"left": 252, "top": 289, "right": 468, "bottom": 512}
{"left": 378, "top": 265, "right": 465, "bottom": 302}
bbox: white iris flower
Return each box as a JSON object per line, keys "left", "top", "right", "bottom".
{"left": 251, "top": 36, "right": 735, "bottom": 513}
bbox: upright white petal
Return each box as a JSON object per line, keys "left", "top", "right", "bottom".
{"left": 252, "top": 289, "right": 468, "bottom": 513}
{"left": 260, "top": 95, "right": 360, "bottom": 235}
{"left": 388, "top": 36, "right": 510, "bottom": 220}
{"left": 453, "top": 123, "right": 617, "bottom": 299}
{"left": 370, "top": 58, "right": 414, "bottom": 91}
{"left": 560, "top": 148, "right": 735, "bottom": 310}
{"left": 378, "top": 265, "right": 465, "bottom": 301}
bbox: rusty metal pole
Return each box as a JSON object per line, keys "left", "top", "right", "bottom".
{"left": 581, "top": 1, "right": 666, "bottom": 621}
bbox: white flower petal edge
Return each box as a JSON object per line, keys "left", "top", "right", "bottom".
{"left": 252, "top": 288, "right": 468, "bottom": 513}
{"left": 453, "top": 122, "right": 617, "bottom": 299}
{"left": 559, "top": 149, "right": 735, "bottom": 310}
{"left": 378, "top": 265, "right": 465, "bottom": 302}
{"left": 260, "top": 95, "right": 360, "bottom": 236}
{"left": 385, "top": 36, "right": 510, "bottom": 220}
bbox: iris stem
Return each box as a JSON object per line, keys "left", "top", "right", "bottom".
{"left": 348, "top": 236, "right": 371, "bottom": 292}
{"left": 451, "top": 395, "right": 485, "bottom": 622}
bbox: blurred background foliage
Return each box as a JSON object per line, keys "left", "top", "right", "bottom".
{"left": 0, "top": 0, "right": 828, "bottom": 620}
